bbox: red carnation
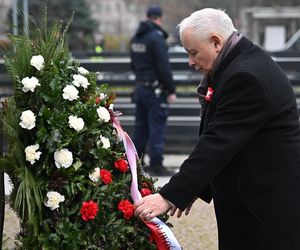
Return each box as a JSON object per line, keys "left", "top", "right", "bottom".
{"left": 80, "top": 200, "right": 99, "bottom": 221}
{"left": 95, "top": 96, "right": 101, "bottom": 104}
{"left": 114, "top": 159, "right": 129, "bottom": 173}
{"left": 142, "top": 182, "right": 148, "bottom": 188}
{"left": 205, "top": 87, "right": 214, "bottom": 102}
{"left": 140, "top": 188, "right": 152, "bottom": 197}
{"left": 118, "top": 199, "right": 134, "bottom": 220}
{"left": 100, "top": 169, "right": 112, "bottom": 184}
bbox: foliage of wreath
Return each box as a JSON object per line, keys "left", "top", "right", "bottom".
{"left": 0, "top": 14, "right": 167, "bottom": 249}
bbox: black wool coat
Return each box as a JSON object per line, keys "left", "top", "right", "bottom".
{"left": 159, "top": 37, "right": 300, "bottom": 250}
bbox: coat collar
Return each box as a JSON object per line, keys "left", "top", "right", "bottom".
{"left": 199, "top": 37, "right": 254, "bottom": 135}
{"left": 211, "top": 37, "right": 253, "bottom": 88}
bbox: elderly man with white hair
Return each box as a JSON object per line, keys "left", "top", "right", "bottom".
{"left": 134, "top": 8, "right": 300, "bottom": 250}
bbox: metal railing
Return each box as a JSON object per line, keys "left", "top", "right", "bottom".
{"left": 0, "top": 54, "right": 300, "bottom": 153}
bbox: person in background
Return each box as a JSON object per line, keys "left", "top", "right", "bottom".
{"left": 134, "top": 8, "right": 300, "bottom": 250}
{"left": 94, "top": 34, "right": 104, "bottom": 53}
{"left": 130, "top": 5, "right": 176, "bottom": 176}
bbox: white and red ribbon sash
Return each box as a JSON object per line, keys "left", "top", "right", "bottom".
{"left": 113, "top": 115, "right": 181, "bottom": 250}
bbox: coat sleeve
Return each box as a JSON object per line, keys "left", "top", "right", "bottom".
{"left": 151, "top": 35, "right": 175, "bottom": 94}
{"left": 159, "top": 72, "right": 271, "bottom": 210}
{"left": 197, "top": 185, "right": 212, "bottom": 203}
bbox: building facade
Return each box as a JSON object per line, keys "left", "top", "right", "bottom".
{"left": 0, "top": 0, "right": 12, "bottom": 38}
{"left": 240, "top": 6, "right": 300, "bottom": 50}
{"left": 85, "top": 0, "right": 145, "bottom": 37}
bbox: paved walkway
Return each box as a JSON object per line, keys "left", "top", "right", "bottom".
{"left": 2, "top": 155, "right": 218, "bottom": 249}
{"left": 168, "top": 200, "right": 218, "bottom": 250}
{"left": 153, "top": 155, "right": 218, "bottom": 250}
{"left": 2, "top": 204, "right": 20, "bottom": 249}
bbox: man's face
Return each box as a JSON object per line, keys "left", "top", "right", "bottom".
{"left": 182, "top": 28, "right": 220, "bottom": 75}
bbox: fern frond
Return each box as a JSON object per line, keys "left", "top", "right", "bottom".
{"left": 2, "top": 119, "right": 18, "bottom": 143}
{"left": 4, "top": 35, "right": 33, "bottom": 85}
{"left": 2, "top": 98, "right": 19, "bottom": 142}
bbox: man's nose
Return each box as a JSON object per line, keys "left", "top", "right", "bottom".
{"left": 188, "top": 58, "right": 195, "bottom": 68}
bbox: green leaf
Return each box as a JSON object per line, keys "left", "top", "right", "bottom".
{"left": 46, "top": 129, "right": 62, "bottom": 151}
{"left": 14, "top": 166, "right": 43, "bottom": 234}
{"left": 73, "top": 159, "right": 82, "bottom": 171}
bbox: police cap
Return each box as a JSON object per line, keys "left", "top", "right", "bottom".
{"left": 146, "top": 5, "right": 163, "bottom": 18}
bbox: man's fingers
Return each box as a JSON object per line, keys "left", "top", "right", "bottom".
{"left": 134, "top": 198, "right": 144, "bottom": 208}
{"left": 169, "top": 207, "right": 177, "bottom": 216}
{"left": 144, "top": 210, "right": 158, "bottom": 221}
{"left": 134, "top": 193, "right": 172, "bottom": 220}
{"left": 184, "top": 197, "right": 197, "bottom": 215}
{"left": 139, "top": 208, "right": 154, "bottom": 220}
{"left": 140, "top": 209, "right": 152, "bottom": 219}
{"left": 185, "top": 206, "right": 191, "bottom": 215}
{"left": 176, "top": 209, "right": 183, "bottom": 218}
{"left": 134, "top": 201, "right": 146, "bottom": 217}
{"left": 134, "top": 199, "right": 155, "bottom": 220}
{"left": 185, "top": 203, "right": 193, "bottom": 215}
{"left": 169, "top": 207, "right": 184, "bottom": 218}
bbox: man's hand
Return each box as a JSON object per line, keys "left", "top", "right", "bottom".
{"left": 167, "top": 93, "right": 177, "bottom": 104}
{"left": 169, "top": 197, "right": 197, "bottom": 218}
{"left": 134, "top": 193, "right": 172, "bottom": 221}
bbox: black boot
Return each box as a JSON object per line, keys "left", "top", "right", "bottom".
{"left": 145, "top": 165, "right": 175, "bottom": 176}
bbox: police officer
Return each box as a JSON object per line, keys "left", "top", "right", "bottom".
{"left": 130, "top": 5, "right": 176, "bottom": 176}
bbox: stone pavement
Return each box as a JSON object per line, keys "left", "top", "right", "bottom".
{"left": 147, "top": 154, "right": 218, "bottom": 250}
{"left": 167, "top": 200, "right": 218, "bottom": 250}
{"left": 2, "top": 204, "right": 20, "bottom": 250}
{"left": 2, "top": 154, "right": 218, "bottom": 249}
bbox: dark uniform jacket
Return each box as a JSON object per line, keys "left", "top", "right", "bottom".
{"left": 159, "top": 37, "right": 300, "bottom": 250}
{"left": 130, "top": 20, "right": 175, "bottom": 94}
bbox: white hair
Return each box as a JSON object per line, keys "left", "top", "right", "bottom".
{"left": 178, "top": 8, "right": 237, "bottom": 41}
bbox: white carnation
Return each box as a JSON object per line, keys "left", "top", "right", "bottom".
{"left": 89, "top": 167, "right": 100, "bottom": 182}
{"left": 30, "top": 55, "right": 44, "bottom": 71}
{"left": 99, "top": 93, "right": 106, "bottom": 99}
{"left": 54, "top": 148, "right": 73, "bottom": 168}
{"left": 96, "top": 106, "right": 110, "bottom": 122}
{"left": 100, "top": 135, "right": 110, "bottom": 149}
{"left": 68, "top": 115, "right": 84, "bottom": 132}
{"left": 21, "top": 76, "right": 40, "bottom": 92}
{"left": 108, "top": 104, "right": 114, "bottom": 110}
{"left": 44, "top": 191, "right": 65, "bottom": 210}
{"left": 62, "top": 85, "right": 79, "bottom": 101}
{"left": 19, "top": 110, "right": 36, "bottom": 130}
{"left": 25, "top": 144, "right": 42, "bottom": 164}
{"left": 72, "top": 74, "right": 90, "bottom": 89}
{"left": 78, "top": 66, "right": 89, "bottom": 75}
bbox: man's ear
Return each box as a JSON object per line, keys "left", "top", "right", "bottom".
{"left": 210, "top": 34, "right": 223, "bottom": 52}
